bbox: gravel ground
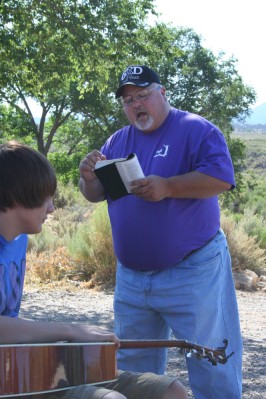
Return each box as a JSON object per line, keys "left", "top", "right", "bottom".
{"left": 20, "top": 286, "right": 265, "bottom": 398}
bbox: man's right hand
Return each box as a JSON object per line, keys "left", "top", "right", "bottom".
{"left": 79, "top": 150, "right": 106, "bottom": 183}
{"left": 78, "top": 150, "right": 107, "bottom": 202}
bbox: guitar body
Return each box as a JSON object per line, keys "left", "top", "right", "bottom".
{"left": 0, "top": 342, "right": 117, "bottom": 397}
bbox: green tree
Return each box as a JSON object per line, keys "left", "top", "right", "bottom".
{"left": 0, "top": 0, "right": 155, "bottom": 155}
{"left": 133, "top": 25, "right": 256, "bottom": 135}
{"left": 0, "top": 104, "right": 35, "bottom": 144}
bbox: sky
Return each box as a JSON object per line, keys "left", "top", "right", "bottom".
{"left": 153, "top": 0, "right": 265, "bottom": 108}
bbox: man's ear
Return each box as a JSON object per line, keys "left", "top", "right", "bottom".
{"left": 161, "top": 86, "right": 167, "bottom": 100}
{"left": 161, "top": 86, "right": 168, "bottom": 101}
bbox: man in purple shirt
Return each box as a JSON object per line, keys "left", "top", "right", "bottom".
{"left": 79, "top": 65, "right": 242, "bottom": 399}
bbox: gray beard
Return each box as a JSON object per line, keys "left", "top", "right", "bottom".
{"left": 134, "top": 115, "right": 154, "bottom": 131}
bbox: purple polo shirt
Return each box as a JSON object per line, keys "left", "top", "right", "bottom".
{"left": 101, "top": 108, "right": 235, "bottom": 271}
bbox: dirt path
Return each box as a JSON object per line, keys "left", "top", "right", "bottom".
{"left": 20, "top": 287, "right": 265, "bottom": 398}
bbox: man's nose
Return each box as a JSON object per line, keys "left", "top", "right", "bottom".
{"left": 132, "top": 97, "right": 143, "bottom": 106}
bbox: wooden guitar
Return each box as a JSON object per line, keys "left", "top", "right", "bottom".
{"left": 0, "top": 339, "right": 233, "bottom": 397}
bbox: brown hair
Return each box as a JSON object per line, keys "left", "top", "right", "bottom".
{"left": 0, "top": 141, "right": 57, "bottom": 212}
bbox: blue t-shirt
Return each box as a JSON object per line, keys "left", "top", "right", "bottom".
{"left": 101, "top": 108, "right": 235, "bottom": 270}
{"left": 0, "top": 234, "right": 27, "bottom": 317}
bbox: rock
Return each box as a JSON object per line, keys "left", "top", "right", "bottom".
{"left": 257, "top": 276, "right": 266, "bottom": 292}
{"left": 259, "top": 267, "right": 266, "bottom": 276}
{"left": 233, "top": 269, "right": 259, "bottom": 291}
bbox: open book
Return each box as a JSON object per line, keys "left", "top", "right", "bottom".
{"left": 94, "top": 153, "right": 145, "bottom": 200}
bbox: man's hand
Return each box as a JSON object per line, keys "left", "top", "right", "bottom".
{"left": 79, "top": 150, "right": 107, "bottom": 202}
{"left": 130, "top": 175, "right": 168, "bottom": 202}
{"left": 79, "top": 150, "right": 106, "bottom": 183}
{"left": 130, "top": 171, "right": 231, "bottom": 201}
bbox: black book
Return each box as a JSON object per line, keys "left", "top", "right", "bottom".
{"left": 94, "top": 153, "right": 145, "bottom": 200}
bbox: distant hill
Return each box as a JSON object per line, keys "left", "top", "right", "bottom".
{"left": 245, "top": 102, "right": 266, "bottom": 124}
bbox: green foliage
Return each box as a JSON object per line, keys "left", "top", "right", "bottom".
{"left": 53, "top": 181, "right": 90, "bottom": 209}
{"left": 28, "top": 224, "right": 58, "bottom": 254}
{"left": 219, "top": 135, "right": 247, "bottom": 209}
{"left": 242, "top": 210, "right": 266, "bottom": 250}
{"left": 0, "top": 104, "right": 35, "bottom": 144}
{"left": 246, "top": 182, "right": 266, "bottom": 214}
{"left": 0, "top": 0, "right": 156, "bottom": 155}
{"left": 222, "top": 132, "right": 266, "bottom": 257}
{"left": 48, "top": 152, "right": 81, "bottom": 185}
{"left": 28, "top": 181, "right": 93, "bottom": 253}
{"left": 231, "top": 133, "right": 266, "bottom": 218}
{"left": 236, "top": 133, "right": 266, "bottom": 175}
{"left": 139, "top": 26, "right": 255, "bottom": 128}
{"left": 28, "top": 205, "right": 87, "bottom": 253}
{"left": 234, "top": 184, "right": 266, "bottom": 250}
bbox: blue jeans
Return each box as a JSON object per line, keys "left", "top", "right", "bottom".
{"left": 114, "top": 229, "right": 242, "bottom": 399}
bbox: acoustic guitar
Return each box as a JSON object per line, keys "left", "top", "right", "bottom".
{"left": 0, "top": 339, "right": 233, "bottom": 397}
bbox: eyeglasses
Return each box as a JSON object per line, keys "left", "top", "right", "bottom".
{"left": 120, "top": 85, "right": 161, "bottom": 107}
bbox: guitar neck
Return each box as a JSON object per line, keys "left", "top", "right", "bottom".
{"left": 119, "top": 339, "right": 231, "bottom": 364}
{"left": 120, "top": 339, "right": 213, "bottom": 351}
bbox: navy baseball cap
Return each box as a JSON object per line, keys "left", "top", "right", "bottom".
{"left": 115, "top": 65, "right": 161, "bottom": 98}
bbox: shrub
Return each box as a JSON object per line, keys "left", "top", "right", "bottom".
{"left": 28, "top": 182, "right": 95, "bottom": 254}
{"left": 67, "top": 202, "right": 116, "bottom": 286}
{"left": 221, "top": 213, "right": 266, "bottom": 275}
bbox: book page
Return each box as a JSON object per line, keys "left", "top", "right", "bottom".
{"left": 95, "top": 157, "right": 126, "bottom": 169}
{"left": 116, "top": 155, "right": 145, "bottom": 193}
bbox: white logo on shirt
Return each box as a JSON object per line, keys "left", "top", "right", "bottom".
{"left": 154, "top": 145, "right": 169, "bottom": 158}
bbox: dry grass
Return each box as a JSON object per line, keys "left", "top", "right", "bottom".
{"left": 26, "top": 247, "right": 77, "bottom": 284}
